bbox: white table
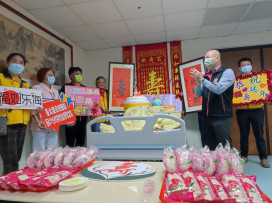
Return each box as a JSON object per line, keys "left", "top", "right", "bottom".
{"left": 0, "top": 161, "right": 166, "bottom": 203}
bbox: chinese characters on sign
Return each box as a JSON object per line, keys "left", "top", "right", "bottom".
{"left": 112, "top": 67, "right": 132, "bottom": 107}
{"left": 136, "top": 43, "right": 170, "bottom": 95}
{"left": 122, "top": 46, "right": 133, "bottom": 63}
{"left": 39, "top": 99, "right": 76, "bottom": 133}
{"left": 178, "top": 58, "right": 205, "bottom": 113}
{"left": 0, "top": 86, "right": 42, "bottom": 109}
{"left": 233, "top": 71, "right": 272, "bottom": 106}
{"left": 170, "top": 41, "right": 182, "bottom": 96}
{"left": 183, "top": 64, "right": 202, "bottom": 108}
{"left": 65, "top": 86, "right": 102, "bottom": 116}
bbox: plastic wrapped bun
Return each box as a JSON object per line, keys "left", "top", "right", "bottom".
{"left": 36, "top": 150, "right": 50, "bottom": 168}
{"left": 63, "top": 149, "right": 78, "bottom": 167}
{"left": 192, "top": 151, "right": 204, "bottom": 173}
{"left": 44, "top": 150, "right": 57, "bottom": 168}
{"left": 163, "top": 147, "right": 178, "bottom": 172}
{"left": 214, "top": 144, "right": 231, "bottom": 176}
{"left": 72, "top": 154, "right": 90, "bottom": 167}
{"left": 175, "top": 145, "right": 194, "bottom": 171}
{"left": 229, "top": 148, "right": 245, "bottom": 174}
{"left": 26, "top": 151, "right": 40, "bottom": 168}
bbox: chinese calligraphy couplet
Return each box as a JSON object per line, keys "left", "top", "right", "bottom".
{"left": 0, "top": 86, "right": 42, "bottom": 109}
{"left": 182, "top": 64, "right": 203, "bottom": 108}
{"left": 65, "top": 86, "right": 102, "bottom": 116}
{"left": 122, "top": 46, "right": 133, "bottom": 63}
{"left": 170, "top": 41, "right": 182, "bottom": 96}
{"left": 39, "top": 99, "right": 76, "bottom": 133}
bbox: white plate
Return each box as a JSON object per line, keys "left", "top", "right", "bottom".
{"left": 59, "top": 177, "right": 88, "bottom": 192}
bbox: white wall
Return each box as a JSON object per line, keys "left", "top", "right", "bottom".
{"left": 84, "top": 48, "right": 122, "bottom": 88}
{"left": 0, "top": 0, "right": 86, "bottom": 174}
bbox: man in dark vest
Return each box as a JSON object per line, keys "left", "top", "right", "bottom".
{"left": 190, "top": 50, "right": 235, "bottom": 150}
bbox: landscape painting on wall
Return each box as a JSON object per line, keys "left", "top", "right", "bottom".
{"left": 0, "top": 13, "right": 65, "bottom": 86}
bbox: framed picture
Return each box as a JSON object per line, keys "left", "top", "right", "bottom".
{"left": 178, "top": 57, "right": 205, "bottom": 113}
{"left": 109, "top": 62, "right": 135, "bottom": 111}
{"left": 0, "top": 1, "right": 73, "bottom": 88}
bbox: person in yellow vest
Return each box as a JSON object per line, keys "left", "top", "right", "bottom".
{"left": 91, "top": 76, "right": 110, "bottom": 132}
{"left": 236, "top": 57, "right": 270, "bottom": 168}
{"left": 0, "top": 53, "right": 31, "bottom": 175}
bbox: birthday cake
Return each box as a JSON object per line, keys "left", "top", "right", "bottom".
{"left": 124, "top": 96, "right": 150, "bottom": 112}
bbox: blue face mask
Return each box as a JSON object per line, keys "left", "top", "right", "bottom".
{"left": 241, "top": 65, "right": 252, "bottom": 73}
{"left": 8, "top": 63, "right": 24, "bottom": 75}
{"left": 47, "top": 76, "right": 55, "bottom": 85}
{"left": 153, "top": 100, "right": 162, "bottom": 106}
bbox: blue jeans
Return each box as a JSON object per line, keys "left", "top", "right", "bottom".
{"left": 92, "top": 122, "right": 110, "bottom": 132}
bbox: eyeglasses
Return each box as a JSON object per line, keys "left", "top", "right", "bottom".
{"left": 97, "top": 82, "right": 105, "bottom": 84}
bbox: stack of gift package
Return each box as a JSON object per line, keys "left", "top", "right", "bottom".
{"left": 162, "top": 143, "right": 268, "bottom": 202}
{"left": 0, "top": 146, "right": 97, "bottom": 192}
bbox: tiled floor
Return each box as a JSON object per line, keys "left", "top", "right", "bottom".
{"left": 244, "top": 155, "right": 272, "bottom": 199}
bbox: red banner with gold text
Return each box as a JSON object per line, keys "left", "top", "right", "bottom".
{"left": 170, "top": 41, "right": 182, "bottom": 97}
{"left": 122, "top": 46, "right": 133, "bottom": 63}
{"left": 135, "top": 43, "right": 170, "bottom": 95}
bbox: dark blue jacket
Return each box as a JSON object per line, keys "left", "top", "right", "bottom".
{"left": 202, "top": 66, "right": 234, "bottom": 117}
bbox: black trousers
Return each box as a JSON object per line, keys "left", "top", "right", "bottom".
{"left": 202, "top": 117, "right": 232, "bottom": 150}
{"left": 236, "top": 108, "right": 267, "bottom": 160}
{"left": 0, "top": 124, "right": 27, "bottom": 175}
{"left": 65, "top": 117, "right": 87, "bottom": 147}
{"left": 198, "top": 112, "right": 206, "bottom": 147}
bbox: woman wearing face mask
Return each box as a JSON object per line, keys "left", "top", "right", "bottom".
{"left": 0, "top": 53, "right": 30, "bottom": 175}
{"left": 31, "top": 68, "right": 59, "bottom": 151}
{"left": 60, "top": 67, "right": 88, "bottom": 147}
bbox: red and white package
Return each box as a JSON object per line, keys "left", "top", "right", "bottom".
{"left": 165, "top": 172, "right": 194, "bottom": 202}
{"left": 196, "top": 173, "right": 219, "bottom": 201}
{"left": 163, "top": 147, "right": 178, "bottom": 172}
{"left": 181, "top": 169, "right": 203, "bottom": 201}
{"left": 221, "top": 173, "right": 249, "bottom": 202}
{"left": 166, "top": 172, "right": 188, "bottom": 194}
{"left": 2, "top": 168, "right": 44, "bottom": 191}
{"left": 209, "top": 176, "right": 231, "bottom": 200}
{"left": 238, "top": 175, "right": 267, "bottom": 203}
{"left": 35, "top": 169, "right": 73, "bottom": 187}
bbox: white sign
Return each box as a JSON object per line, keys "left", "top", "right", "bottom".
{"left": 0, "top": 86, "right": 42, "bottom": 109}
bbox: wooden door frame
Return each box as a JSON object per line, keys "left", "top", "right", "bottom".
{"left": 219, "top": 44, "right": 272, "bottom": 154}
